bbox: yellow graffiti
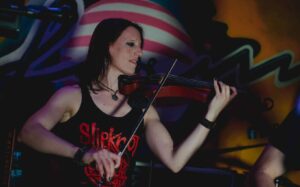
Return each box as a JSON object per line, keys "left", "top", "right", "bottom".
{"left": 213, "top": 0, "right": 300, "bottom": 183}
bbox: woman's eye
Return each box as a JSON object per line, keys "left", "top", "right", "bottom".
{"left": 126, "top": 42, "right": 135, "bottom": 47}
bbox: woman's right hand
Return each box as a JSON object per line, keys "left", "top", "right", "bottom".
{"left": 83, "top": 148, "right": 121, "bottom": 181}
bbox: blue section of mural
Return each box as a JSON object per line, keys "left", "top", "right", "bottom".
{"left": 0, "top": 16, "right": 34, "bottom": 56}
{"left": 150, "top": 0, "right": 182, "bottom": 20}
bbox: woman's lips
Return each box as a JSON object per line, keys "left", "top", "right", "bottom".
{"left": 129, "top": 60, "right": 137, "bottom": 65}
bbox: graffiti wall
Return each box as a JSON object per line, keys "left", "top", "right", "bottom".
{"left": 212, "top": 0, "right": 300, "bottom": 184}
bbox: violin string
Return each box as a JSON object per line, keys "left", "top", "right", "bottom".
{"left": 157, "top": 74, "right": 213, "bottom": 88}
{"left": 168, "top": 75, "right": 245, "bottom": 93}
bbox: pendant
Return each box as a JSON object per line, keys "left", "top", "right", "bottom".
{"left": 112, "top": 93, "right": 118, "bottom": 101}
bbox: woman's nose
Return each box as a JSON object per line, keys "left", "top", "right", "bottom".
{"left": 135, "top": 48, "right": 143, "bottom": 57}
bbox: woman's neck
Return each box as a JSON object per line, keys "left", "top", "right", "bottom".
{"left": 101, "top": 67, "right": 122, "bottom": 91}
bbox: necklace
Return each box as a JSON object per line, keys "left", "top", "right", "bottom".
{"left": 99, "top": 83, "right": 119, "bottom": 101}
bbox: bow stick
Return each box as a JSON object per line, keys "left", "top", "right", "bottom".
{"left": 118, "top": 59, "right": 178, "bottom": 157}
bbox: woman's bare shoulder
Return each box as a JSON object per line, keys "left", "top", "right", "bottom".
{"left": 49, "top": 84, "right": 83, "bottom": 121}
{"left": 54, "top": 84, "right": 81, "bottom": 96}
{"left": 47, "top": 84, "right": 82, "bottom": 107}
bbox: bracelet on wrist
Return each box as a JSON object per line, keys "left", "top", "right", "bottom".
{"left": 200, "top": 118, "right": 216, "bottom": 130}
{"left": 73, "top": 146, "right": 89, "bottom": 166}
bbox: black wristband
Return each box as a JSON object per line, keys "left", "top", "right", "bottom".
{"left": 200, "top": 118, "right": 216, "bottom": 130}
{"left": 73, "top": 146, "right": 89, "bottom": 166}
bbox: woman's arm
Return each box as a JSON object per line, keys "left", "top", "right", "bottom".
{"left": 17, "top": 86, "right": 81, "bottom": 158}
{"left": 245, "top": 144, "right": 286, "bottom": 187}
{"left": 18, "top": 85, "right": 121, "bottom": 180}
{"left": 144, "top": 80, "right": 237, "bottom": 172}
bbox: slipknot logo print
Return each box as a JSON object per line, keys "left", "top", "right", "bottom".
{"left": 79, "top": 122, "right": 140, "bottom": 186}
{"left": 79, "top": 122, "right": 140, "bottom": 155}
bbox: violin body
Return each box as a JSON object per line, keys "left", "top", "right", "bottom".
{"left": 118, "top": 74, "right": 215, "bottom": 105}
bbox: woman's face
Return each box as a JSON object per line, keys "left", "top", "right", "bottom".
{"left": 109, "top": 26, "right": 143, "bottom": 75}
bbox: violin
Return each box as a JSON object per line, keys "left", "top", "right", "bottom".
{"left": 118, "top": 74, "right": 243, "bottom": 105}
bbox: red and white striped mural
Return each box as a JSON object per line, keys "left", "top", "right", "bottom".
{"left": 61, "top": 0, "right": 199, "bottom": 74}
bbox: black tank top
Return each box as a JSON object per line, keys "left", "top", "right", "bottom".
{"left": 52, "top": 84, "right": 144, "bottom": 187}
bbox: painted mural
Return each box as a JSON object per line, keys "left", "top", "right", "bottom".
{"left": 1, "top": 0, "right": 299, "bottom": 186}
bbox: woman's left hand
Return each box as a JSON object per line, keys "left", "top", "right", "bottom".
{"left": 205, "top": 79, "right": 238, "bottom": 121}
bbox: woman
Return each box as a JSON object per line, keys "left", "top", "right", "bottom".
{"left": 18, "top": 18, "right": 237, "bottom": 186}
